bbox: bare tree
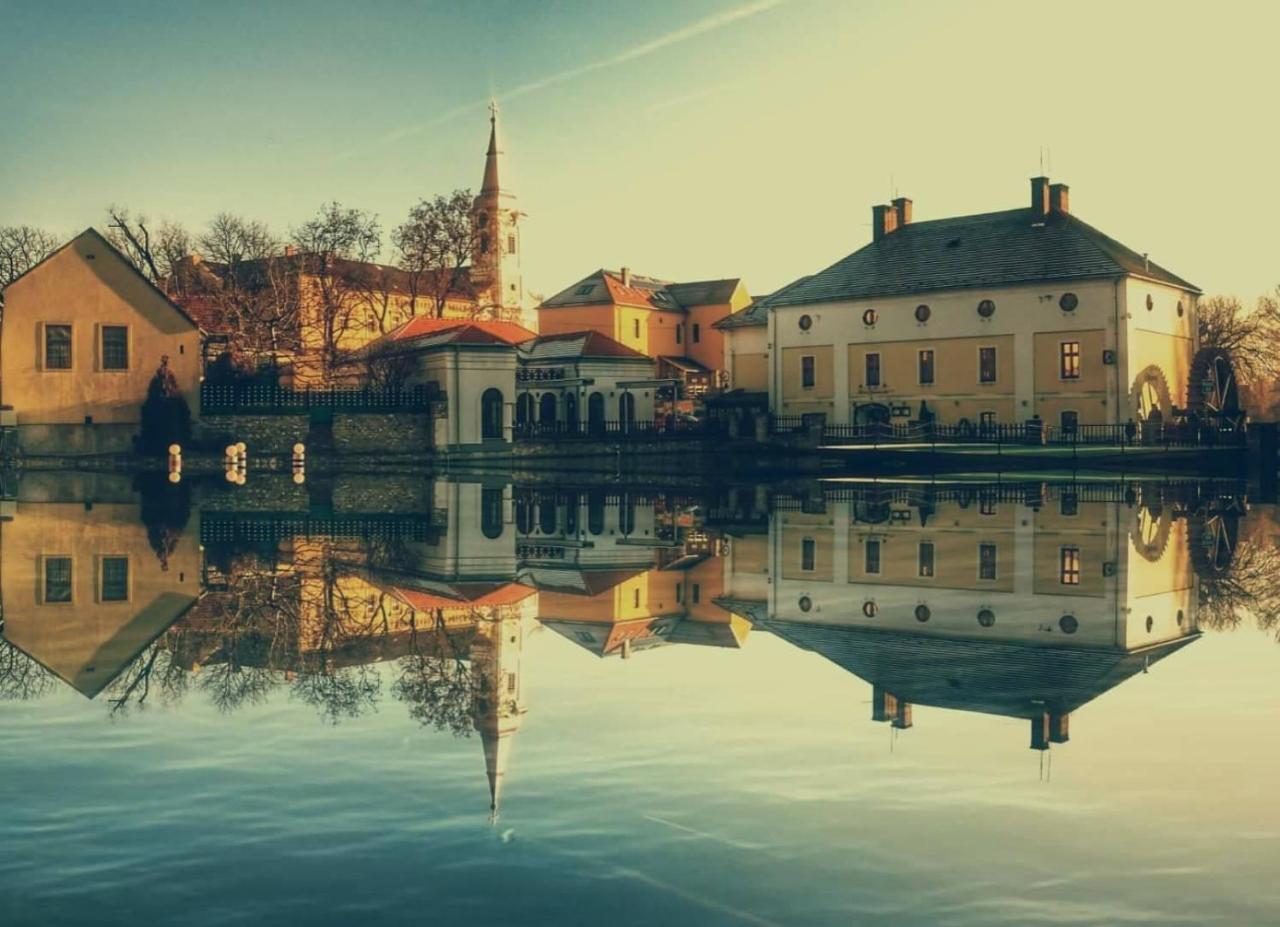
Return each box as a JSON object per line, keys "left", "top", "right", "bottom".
{"left": 105, "top": 206, "right": 191, "bottom": 292}
{"left": 0, "top": 225, "right": 61, "bottom": 289}
{"left": 393, "top": 190, "right": 477, "bottom": 319}
{"left": 392, "top": 614, "right": 476, "bottom": 736}
{"left": 364, "top": 342, "right": 417, "bottom": 391}
{"left": 1198, "top": 537, "right": 1280, "bottom": 640}
{"left": 290, "top": 203, "right": 383, "bottom": 379}
{"left": 1198, "top": 291, "right": 1280, "bottom": 385}
{"left": 0, "top": 637, "right": 57, "bottom": 701}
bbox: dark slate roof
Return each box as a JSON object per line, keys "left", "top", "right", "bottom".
{"left": 666, "top": 278, "right": 742, "bottom": 307}
{"left": 541, "top": 269, "right": 743, "bottom": 312}
{"left": 520, "top": 329, "right": 651, "bottom": 361}
{"left": 715, "top": 278, "right": 813, "bottom": 329}
{"left": 763, "top": 619, "right": 1198, "bottom": 719}
{"left": 764, "top": 208, "right": 1199, "bottom": 308}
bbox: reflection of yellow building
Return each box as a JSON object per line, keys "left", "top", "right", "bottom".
{"left": 761, "top": 483, "right": 1203, "bottom": 748}
{"left": 0, "top": 499, "right": 201, "bottom": 697}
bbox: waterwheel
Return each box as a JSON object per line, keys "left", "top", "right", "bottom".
{"left": 1187, "top": 348, "right": 1242, "bottom": 422}
{"left": 1189, "top": 511, "right": 1239, "bottom": 577}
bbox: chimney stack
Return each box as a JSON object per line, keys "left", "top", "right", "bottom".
{"left": 1030, "top": 176, "right": 1051, "bottom": 219}
{"left": 1048, "top": 712, "right": 1070, "bottom": 744}
{"left": 620, "top": 266, "right": 632, "bottom": 287}
{"left": 284, "top": 244, "right": 298, "bottom": 258}
{"left": 892, "top": 196, "right": 913, "bottom": 228}
{"left": 872, "top": 204, "right": 899, "bottom": 242}
{"left": 1049, "top": 183, "right": 1070, "bottom": 214}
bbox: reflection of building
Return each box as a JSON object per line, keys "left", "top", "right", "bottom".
{"left": 0, "top": 494, "right": 201, "bottom": 696}
{"left": 537, "top": 270, "right": 750, "bottom": 396}
{"left": 763, "top": 178, "right": 1201, "bottom": 431}
{"left": 0, "top": 228, "right": 202, "bottom": 453}
{"left": 759, "top": 483, "right": 1203, "bottom": 748}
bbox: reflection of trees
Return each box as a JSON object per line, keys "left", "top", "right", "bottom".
{"left": 105, "top": 640, "right": 190, "bottom": 716}
{"left": 392, "top": 612, "right": 475, "bottom": 737}
{"left": 1198, "top": 539, "right": 1280, "bottom": 639}
{"left": 0, "top": 638, "right": 57, "bottom": 702}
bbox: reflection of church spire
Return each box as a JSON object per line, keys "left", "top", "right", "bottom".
{"left": 471, "top": 610, "right": 527, "bottom": 823}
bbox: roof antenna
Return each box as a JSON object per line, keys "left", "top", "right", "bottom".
{"left": 1039, "top": 146, "right": 1044, "bottom": 175}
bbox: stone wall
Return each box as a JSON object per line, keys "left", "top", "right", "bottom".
{"left": 197, "top": 474, "right": 310, "bottom": 512}
{"left": 196, "top": 415, "right": 310, "bottom": 454}
{"left": 333, "top": 473, "right": 432, "bottom": 514}
{"left": 332, "top": 413, "right": 431, "bottom": 455}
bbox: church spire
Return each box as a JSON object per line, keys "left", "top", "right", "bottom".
{"left": 481, "top": 100, "right": 502, "bottom": 195}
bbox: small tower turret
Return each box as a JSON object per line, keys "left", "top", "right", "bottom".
{"left": 472, "top": 103, "right": 524, "bottom": 322}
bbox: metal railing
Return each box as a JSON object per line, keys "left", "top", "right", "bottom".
{"left": 514, "top": 418, "right": 720, "bottom": 440}
{"left": 201, "top": 382, "right": 432, "bottom": 414}
{"left": 810, "top": 419, "right": 1245, "bottom": 449}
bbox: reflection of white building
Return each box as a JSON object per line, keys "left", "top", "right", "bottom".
{"left": 759, "top": 483, "right": 1202, "bottom": 748}
{"left": 763, "top": 178, "right": 1202, "bottom": 432}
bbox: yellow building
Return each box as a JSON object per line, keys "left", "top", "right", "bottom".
{"left": 537, "top": 269, "right": 750, "bottom": 398}
{"left": 0, "top": 228, "right": 202, "bottom": 453}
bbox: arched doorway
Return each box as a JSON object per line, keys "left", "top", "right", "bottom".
{"left": 564, "top": 392, "right": 579, "bottom": 434}
{"left": 619, "top": 392, "right": 636, "bottom": 432}
{"left": 515, "top": 393, "right": 535, "bottom": 431}
{"left": 853, "top": 403, "right": 891, "bottom": 435}
{"left": 480, "top": 388, "right": 504, "bottom": 440}
{"left": 587, "top": 393, "right": 606, "bottom": 435}
{"left": 539, "top": 392, "right": 557, "bottom": 432}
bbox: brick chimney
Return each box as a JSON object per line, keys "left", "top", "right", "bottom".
{"left": 1030, "top": 176, "right": 1051, "bottom": 219}
{"left": 1048, "top": 712, "right": 1070, "bottom": 743}
{"left": 1050, "top": 183, "right": 1070, "bottom": 214}
{"left": 892, "top": 196, "right": 913, "bottom": 227}
{"left": 284, "top": 244, "right": 298, "bottom": 257}
{"left": 872, "top": 204, "right": 899, "bottom": 242}
{"left": 620, "top": 266, "right": 632, "bottom": 287}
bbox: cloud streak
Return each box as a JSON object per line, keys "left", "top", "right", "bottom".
{"left": 335, "top": 0, "right": 786, "bottom": 163}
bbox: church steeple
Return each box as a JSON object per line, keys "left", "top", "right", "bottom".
{"left": 471, "top": 610, "right": 528, "bottom": 823}
{"left": 472, "top": 102, "right": 524, "bottom": 321}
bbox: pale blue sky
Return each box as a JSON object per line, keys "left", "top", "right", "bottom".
{"left": 2, "top": 0, "right": 1277, "bottom": 298}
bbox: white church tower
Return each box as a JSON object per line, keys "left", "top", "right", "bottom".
{"left": 472, "top": 103, "right": 524, "bottom": 322}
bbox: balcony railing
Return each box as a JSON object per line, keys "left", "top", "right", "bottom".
{"left": 201, "top": 383, "right": 433, "bottom": 414}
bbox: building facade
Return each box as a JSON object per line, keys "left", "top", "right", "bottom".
{"left": 764, "top": 178, "right": 1201, "bottom": 432}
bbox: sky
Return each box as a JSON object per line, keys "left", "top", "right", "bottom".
{"left": 2, "top": 0, "right": 1278, "bottom": 300}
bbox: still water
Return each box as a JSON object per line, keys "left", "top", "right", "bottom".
{"left": 1, "top": 473, "right": 1278, "bottom": 926}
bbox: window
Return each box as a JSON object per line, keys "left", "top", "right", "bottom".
{"left": 978, "top": 346, "right": 997, "bottom": 383}
{"left": 917, "top": 541, "right": 935, "bottom": 578}
{"left": 507, "top": 673, "right": 517, "bottom": 693}
{"left": 1059, "top": 614, "right": 1079, "bottom": 634}
{"left": 100, "top": 556, "right": 129, "bottom": 601}
{"left": 633, "top": 318, "right": 640, "bottom": 339}
{"left": 799, "top": 596, "right": 813, "bottom": 612}
{"left": 676, "top": 584, "right": 683, "bottom": 604}
{"left": 1061, "top": 410, "right": 1079, "bottom": 435}
{"left": 798, "top": 314, "right": 813, "bottom": 331}
{"left": 675, "top": 324, "right": 683, "bottom": 344}
{"left": 1059, "top": 341, "right": 1080, "bottom": 379}
{"left": 977, "top": 299, "right": 995, "bottom": 318}
{"left": 481, "top": 487, "right": 504, "bottom": 539}
{"left": 979, "top": 494, "right": 997, "bottom": 516}
{"left": 977, "top": 608, "right": 996, "bottom": 627}
{"left": 978, "top": 543, "right": 997, "bottom": 580}
{"left": 692, "top": 323, "right": 700, "bottom": 343}
{"left": 44, "top": 324, "right": 72, "bottom": 370}
{"left": 575, "top": 283, "right": 595, "bottom": 296}
{"left": 801, "top": 537, "right": 816, "bottom": 572}
{"left": 914, "top": 304, "right": 931, "bottom": 323}
{"left": 861, "top": 308, "right": 878, "bottom": 326}
{"left": 101, "top": 325, "right": 129, "bottom": 370}
{"left": 575, "top": 631, "right": 594, "bottom": 643}
{"left": 979, "top": 411, "right": 996, "bottom": 430}
{"left": 865, "top": 352, "right": 881, "bottom": 387}
{"left": 914, "top": 604, "right": 931, "bottom": 622}
{"left": 801, "top": 355, "right": 816, "bottom": 389}
{"left": 1060, "top": 547, "right": 1081, "bottom": 585}
{"left": 507, "top": 234, "right": 516, "bottom": 255}
{"left": 1060, "top": 492, "right": 1079, "bottom": 517}
{"left": 864, "top": 538, "right": 881, "bottom": 574}
{"left": 633, "top": 588, "right": 641, "bottom": 608}
{"left": 918, "top": 349, "right": 935, "bottom": 385}
{"left": 862, "top": 600, "right": 878, "bottom": 617}
{"left": 1059, "top": 292, "right": 1078, "bottom": 312}
{"left": 692, "top": 583, "right": 701, "bottom": 604}
{"left": 43, "top": 556, "right": 72, "bottom": 603}
{"left": 481, "top": 388, "right": 504, "bottom": 440}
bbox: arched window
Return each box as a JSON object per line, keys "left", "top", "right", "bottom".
{"left": 539, "top": 392, "right": 557, "bottom": 429}
{"left": 564, "top": 392, "right": 579, "bottom": 434}
{"left": 481, "top": 388, "right": 503, "bottom": 440}
{"left": 619, "top": 492, "right": 636, "bottom": 535}
{"left": 516, "top": 393, "right": 534, "bottom": 429}
{"left": 480, "top": 487, "right": 504, "bottom": 539}
{"left": 619, "top": 392, "right": 636, "bottom": 432}
{"left": 563, "top": 493, "right": 579, "bottom": 535}
{"left": 587, "top": 392, "right": 606, "bottom": 435}
{"left": 587, "top": 491, "right": 605, "bottom": 535}
{"left": 538, "top": 494, "right": 557, "bottom": 535}
{"left": 515, "top": 495, "right": 532, "bottom": 534}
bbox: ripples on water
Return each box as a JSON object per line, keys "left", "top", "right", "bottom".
{"left": 1, "top": 474, "right": 1279, "bottom": 926}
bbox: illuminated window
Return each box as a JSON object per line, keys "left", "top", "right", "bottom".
{"left": 1060, "top": 547, "right": 1081, "bottom": 585}
{"left": 101, "top": 326, "right": 129, "bottom": 370}
{"left": 864, "top": 538, "right": 881, "bottom": 574}
{"left": 978, "top": 346, "right": 997, "bottom": 383}
{"left": 865, "top": 352, "right": 881, "bottom": 387}
{"left": 44, "top": 324, "right": 72, "bottom": 370}
{"left": 978, "top": 543, "right": 997, "bottom": 580}
{"left": 918, "top": 349, "right": 934, "bottom": 385}
{"left": 1060, "top": 341, "right": 1080, "bottom": 379}
{"left": 801, "top": 537, "right": 816, "bottom": 572}
{"left": 917, "top": 541, "right": 935, "bottom": 578}
{"left": 801, "top": 355, "right": 817, "bottom": 389}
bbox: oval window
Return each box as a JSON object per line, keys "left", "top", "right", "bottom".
{"left": 1059, "top": 292, "right": 1078, "bottom": 312}
{"left": 862, "top": 308, "right": 878, "bottom": 326}
{"left": 977, "top": 608, "right": 996, "bottom": 628}
{"left": 914, "top": 604, "right": 931, "bottom": 622}
{"left": 1059, "top": 614, "right": 1079, "bottom": 634}
{"left": 977, "top": 299, "right": 995, "bottom": 318}
{"left": 798, "top": 596, "right": 812, "bottom": 613}
{"left": 914, "top": 304, "right": 931, "bottom": 323}
{"left": 1146, "top": 294, "right": 1154, "bottom": 311}
{"left": 1145, "top": 615, "right": 1154, "bottom": 632}
{"left": 1176, "top": 300, "right": 1185, "bottom": 317}
{"left": 1176, "top": 609, "right": 1185, "bottom": 625}
{"left": 798, "top": 313, "right": 813, "bottom": 331}
{"left": 862, "top": 600, "right": 878, "bottom": 618}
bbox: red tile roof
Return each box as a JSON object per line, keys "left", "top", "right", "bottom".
{"left": 524, "top": 329, "right": 649, "bottom": 360}
{"left": 387, "top": 317, "right": 535, "bottom": 345}
{"left": 390, "top": 581, "right": 535, "bottom": 611}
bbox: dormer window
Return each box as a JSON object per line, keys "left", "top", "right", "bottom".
{"left": 575, "top": 284, "right": 595, "bottom": 296}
